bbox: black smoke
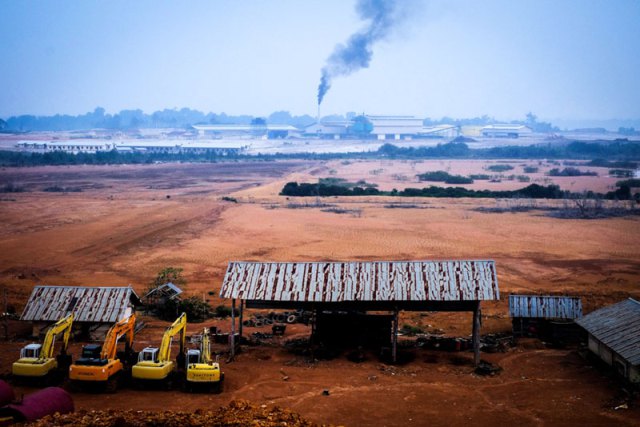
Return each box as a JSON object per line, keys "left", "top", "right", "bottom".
{"left": 317, "top": 0, "right": 404, "bottom": 105}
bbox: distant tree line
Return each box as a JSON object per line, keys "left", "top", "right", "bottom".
{"left": 377, "top": 141, "right": 640, "bottom": 159}
{"left": 1, "top": 107, "right": 316, "bottom": 132}
{"left": 1, "top": 141, "right": 639, "bottom": 167}
{"left": 280, "top": 181, "right": 638, "bottom": 201}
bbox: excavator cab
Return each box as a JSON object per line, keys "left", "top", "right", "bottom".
{"left": 75, "top": 344, "right": 108, "bottom": 366}
{"left": 138, "top": 348, "right": 159, "bottom": 363}
{"left": 186, "top": 349, "right": 201, "bottom": 366}
{"left": 20, "top": 344, "right": 42, "bottom": 359}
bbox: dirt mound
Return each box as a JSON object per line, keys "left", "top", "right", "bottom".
{"left": 27, "top": 400, "right": 330, "bottom": 427}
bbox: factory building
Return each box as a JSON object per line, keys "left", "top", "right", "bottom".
{"left": 419, "top": 124, "right": 460, "bottom": 139}
{"left": 16, "top": 140, "right": 117, "bottom": 153}
{"left": 192, "top": 124, "right": 300, "bottom": 139}
{"left": 481, "top": 124, "right": 533, "bottom": 138}
{"left": 367, "top": 115, "right": 425, "bottom": 140}
{"left": 304, "top": 121, "right": 351, "bottom": 139}
{"left": 16, "top": 140, "right": 247, "bottom": 155}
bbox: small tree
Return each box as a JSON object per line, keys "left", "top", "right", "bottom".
{"left": 151, "top": 267, "right": 186, "bottom": 288}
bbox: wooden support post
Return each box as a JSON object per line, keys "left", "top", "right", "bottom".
{"left": 392, "top": 309, "right": 399, "bottom": 364}
{"left": 230, "top": 298, "right": 236, "bottom": 360}
{"left": 472, "top": 301, "right": 481, "bottom": 367}
{"left": 238, "top": 299, "right": 244, "bottom": 340}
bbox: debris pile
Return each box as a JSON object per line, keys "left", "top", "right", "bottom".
{"left": 27, "top": 400, "right": 329, "bottom": 427}
{"left": 243, "top": 310, "right": 312, "bottom": 328}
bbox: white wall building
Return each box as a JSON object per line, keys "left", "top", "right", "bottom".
{"left": 481, "top": 125, "right": 533, "bottom": 138}
{"left": 366, "top": 115, "right": 425, "bottom": 140}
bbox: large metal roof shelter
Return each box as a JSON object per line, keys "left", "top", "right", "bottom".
{"left": 220, "top": 260, "right": 500, "bottom": 364}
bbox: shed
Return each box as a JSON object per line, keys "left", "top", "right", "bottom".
{"left": 509, "top": 294, "right": 583, "bottom": 342}
{"left": 220, "top": 260, "right": 500, "bottom": 364}
{"left": 576, "top": 298, "right": 640, "bottom": 383}
{"left": 20, "top": 286, "right": 142, "bottom": 339}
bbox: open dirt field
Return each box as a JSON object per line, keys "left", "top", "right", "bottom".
{"left": 0, "top": 159, "right": 639, "bottom": 426}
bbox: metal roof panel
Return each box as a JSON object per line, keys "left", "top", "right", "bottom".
{"left": 576, "top": 299, "right": 640, "bottom": 366}
{"left": 20, "top": 286, "right": 141, "bottom": 323}
{"left": 220, "top": 260, "right": 499, "bottom": 303}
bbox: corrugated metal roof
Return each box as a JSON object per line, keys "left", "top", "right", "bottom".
{"left": 509, "top": 295, "right": 582, "bottom": 319}
{"left": 21, "top": 286, "right": 141, "bottom": 323}
{"left": 576, "top": 298, "right": 640, "bottom": 366}
{"left": 220, "top": 260, "right": 499, "bottom": 302}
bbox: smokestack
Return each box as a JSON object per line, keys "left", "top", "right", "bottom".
{"left": 317, "top": 104, "right": 321, "bottom": 124}
{"left": 316, "top": 0, "right": 408, "bottom": 105}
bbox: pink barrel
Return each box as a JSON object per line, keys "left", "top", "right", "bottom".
{"left": 0, "top": 387, "right": 73, "bottom": 422}
{"left": 0, "top": 380, "right": 14, "bottom": 406}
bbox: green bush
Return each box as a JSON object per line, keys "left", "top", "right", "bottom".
{"left": 486, "top": 164, "right": 514, "bottom": 172}
{"left": 416, "top": 171, "right": 473, "bottom": 184}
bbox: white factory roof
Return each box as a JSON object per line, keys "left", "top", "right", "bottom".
{"left": 46, "top": 140, "right": 115, "bottom": 147}
{"left": 481, "top": 124, "right": 532, "bottom": 131}
{"left": 192, "top": 124, "right": 298, "bottom": 132}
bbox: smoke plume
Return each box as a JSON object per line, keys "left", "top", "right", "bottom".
{"left": 317, "top": 0, "right": 404, "bottom": 105}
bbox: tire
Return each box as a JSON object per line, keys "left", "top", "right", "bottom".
{"left": 286, "top": 315, "right": 297, "bottom": 324}
{"left": 105, "top": 376, "right": 118, "bottom": 393}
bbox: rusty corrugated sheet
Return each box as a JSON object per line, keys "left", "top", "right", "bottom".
{"left": 20, "top": 286, "right": 140, "bottom": 323}
{"left": 508, "top": 294, "right": 582, "bottom": 319}
{"left": 220, "top": 260, "right": 499, "bottom": 302}
{"left": 576, "top": 298, "right": 640, "bottom": 366}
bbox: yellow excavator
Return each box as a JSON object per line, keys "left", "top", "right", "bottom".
{"left": 12, "top": 313, "right": 74, "bottom": 383}
{"left": 131, "top": 312, "right": 187, "bottom": 389}
{"left": 68, "top": 314, "right": 136, "bottom": 392}
{"left": 185, "top": 327, "right": 224, "bottom": 392}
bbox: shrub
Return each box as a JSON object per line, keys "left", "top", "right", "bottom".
{"left": 486, "top": 164, "right": 514, "bottom": 172}
{"left": 616, "top": 179, "right": 640, "bottom": 188}
{"left": 469, "top": 174, "right": 491, "bottom": 180}
{"left": 609, "top": 169, "right": 633, "bottom": 178}
{"left": 1, "top": 182, "right": 26, "bottom": 193}
{"left": 416, "top": 171, "right": 473, "bottom": 184}
{"left": 548, "top": 167, "right": 598, "bottom": 177}
{"left": 214, "top": 305, "right": 233, "bottom": 318}
{"left": 43, "top": 185, "right": 82, "bottom": 192}
{"left": 523, "top": 166, "right": 538, "bottom": 173}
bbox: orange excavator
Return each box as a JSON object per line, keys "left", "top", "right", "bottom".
{"left": 68, "top": 314, "right": 136, "bottom": 392}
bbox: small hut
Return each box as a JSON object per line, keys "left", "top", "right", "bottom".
{"left": 576, "top": 298, "right": 640, "bottom": 383}
{"left": 509, "top": 294, "right": 583, "bottom": 343}
{"left": 20, "top": 285, "right": 142, "bottom": 340}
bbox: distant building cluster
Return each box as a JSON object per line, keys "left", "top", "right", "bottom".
{"left": 15, "top": 139, "right": 248, "bottom": 155}
{"left": 13, "top": 116, "right": 535, "bottom": 154}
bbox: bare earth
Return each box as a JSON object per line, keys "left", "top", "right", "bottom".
{"left": 0, "top": 159, "right": 639, "bottom": 426}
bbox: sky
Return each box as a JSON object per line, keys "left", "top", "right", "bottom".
{"left": 1, "top": 0, "right": 639, "bottom": 123}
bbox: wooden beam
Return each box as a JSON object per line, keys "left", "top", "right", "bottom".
{"left": 392, "top": 309, "right": 399, "bottom": 364}
{"left": 230, "top": 298, "right": 236, "bottom": 360}
{"left": 238, "top": 299, "right": 244, "bottom": 340}
{"left": 472, "top": 301, "right": 481, "bottom": 367}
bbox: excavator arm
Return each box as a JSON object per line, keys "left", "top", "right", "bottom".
{"left": 158, "top": 313, "right": 187, "bottom": 362}
{"left": 101, "top": 314, "right": 136, "bottom": 360}
{"left": 201, "top": 327, "right": 212, "bottom": 364}
{"left": 40, "top": 314, "right": 74, "bottom": 359}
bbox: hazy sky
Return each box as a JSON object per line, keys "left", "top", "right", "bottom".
{"left": 1, "top": 0, "right": 639, "bottom": 122}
